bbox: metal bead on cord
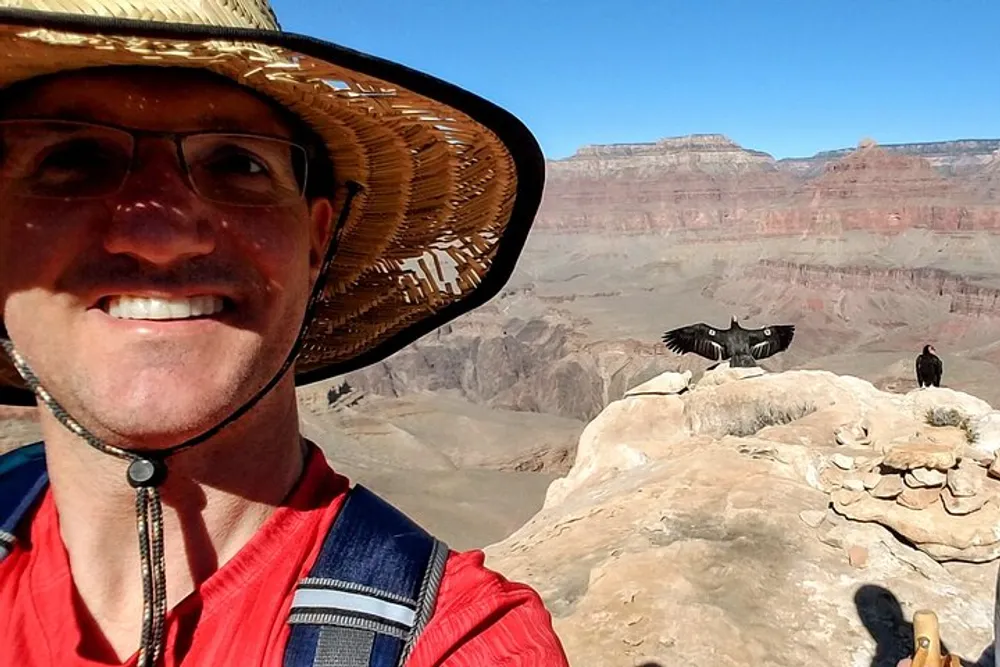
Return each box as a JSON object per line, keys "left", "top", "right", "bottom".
{"left": 0, "top": 182, "right": 359, "bottom": 666}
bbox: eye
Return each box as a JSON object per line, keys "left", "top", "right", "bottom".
{"left": 201, "top": 148, "right": 269, "bottom": 176}
{"left": 38, "top": 138, "right": 121, "bottom": 173}
{"left": 28, "top": 138, "right": 128, "bottom": 192}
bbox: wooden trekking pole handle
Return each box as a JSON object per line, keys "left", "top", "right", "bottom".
{"left": 912, "top": 609, "right": 960, "bottom": 667}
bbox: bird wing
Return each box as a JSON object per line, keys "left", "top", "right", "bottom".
{"left": 662, "top": 323, "right": 726, "bottom": 361}
{"left": 747, "top": 324, "right": 795, "bottom": 360}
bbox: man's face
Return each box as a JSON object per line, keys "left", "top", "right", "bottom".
{"left": 0, "top": 68, "right": 333, "bottom": 446}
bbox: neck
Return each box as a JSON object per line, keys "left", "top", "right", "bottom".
{"left": 39, "top": 379, "right": 307, "bottom": 660}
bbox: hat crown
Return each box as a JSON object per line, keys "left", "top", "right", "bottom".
{"left": 2, "top": 0, "right": 280, "bottom": 31}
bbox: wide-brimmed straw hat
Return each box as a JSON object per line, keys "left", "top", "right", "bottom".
{"left": 0, "top": 0, "right": 545, "bottom": 407}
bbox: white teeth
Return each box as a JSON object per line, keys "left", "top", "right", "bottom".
{"left": 106, "top": 295, "right": 225, "bottom": 320}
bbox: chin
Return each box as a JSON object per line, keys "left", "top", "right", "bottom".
{"left": 99, "top": 389, "right": 239, "bottom": 447}
{"left": 77, "top": 366, "right": 263, "bottom": 449}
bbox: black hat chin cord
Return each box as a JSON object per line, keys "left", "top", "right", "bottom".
{"left": 0, "top": 181, "right": 360, "bottom": 667}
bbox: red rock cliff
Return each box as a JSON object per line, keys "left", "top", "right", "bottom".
{"left": 747, "top": 260, "right": 1000, "bottom": 316}
{"left": 537, "top": 137, "right": 1000, "bottom": 236}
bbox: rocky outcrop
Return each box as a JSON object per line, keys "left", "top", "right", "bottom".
{"left": 486, "top": 367, "right": 1000, "bottom": 666}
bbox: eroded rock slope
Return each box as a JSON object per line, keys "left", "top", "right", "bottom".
{"left": 486, "top": 366, "right": 1000, "bottom": 666}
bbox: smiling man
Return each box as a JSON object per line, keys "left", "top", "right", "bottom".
{"left": 0, "top": 2, "right": 566, "bottom": 667}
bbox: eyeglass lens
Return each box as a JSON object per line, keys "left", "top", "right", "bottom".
{"left": 0, "top": 120, "right": 308, "bottom": 206}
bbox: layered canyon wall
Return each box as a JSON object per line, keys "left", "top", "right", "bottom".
{"left": 779, "top": 138, "right": 1000, "bottom": 176}
{"left": 745, "top": 261, "right": 1000, "bottom": 317}
{"left": 537, "top": 135, "right": 1000, "bottom": 236}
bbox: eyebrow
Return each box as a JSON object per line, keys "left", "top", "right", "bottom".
{"left": 191, "top": 112, "right": 284, "bottom": 133}
{"left": 30, "top": 106, "right": 289, "bottom": 136}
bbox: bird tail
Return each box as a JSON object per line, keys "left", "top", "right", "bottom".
{"left": 729, "top": 352, "right": 757, "bottom": 368}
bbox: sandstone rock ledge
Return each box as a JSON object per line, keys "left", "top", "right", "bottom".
{"left": 485, "top": 366, "right": 1000, "bottom": 667}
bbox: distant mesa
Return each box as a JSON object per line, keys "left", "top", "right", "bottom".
{"left": 555, "top": 133, "right": 1000, "bottom": 167}
{"left": 567, "top": 133, "right": 772, "bottom": 160}
{"left": 548, "top": 133, "right": 782, "bottom": 184}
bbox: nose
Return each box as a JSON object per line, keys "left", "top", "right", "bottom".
{"left": 103, "top": 141, "right": 216, "bottom": 266}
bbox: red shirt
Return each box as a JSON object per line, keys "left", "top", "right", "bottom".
{"left": 0, "top": 444, "right": 568, "bottom": 666}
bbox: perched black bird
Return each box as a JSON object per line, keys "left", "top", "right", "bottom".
{"left": 915, "top": 344, "right": 943, "bottom": 388}
{"left": 661, "top": 317, "right": 795, "bottom": 367}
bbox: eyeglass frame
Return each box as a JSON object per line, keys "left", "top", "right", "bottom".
{"left": 0, "top": 117, "right": 318, "bottom": 207}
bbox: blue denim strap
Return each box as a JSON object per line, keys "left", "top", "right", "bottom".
{"left": 0, "top": 441, "right": 48, "bottom": 562}
{"left": 284, "top": 485, "right": 448, "bottom": 667}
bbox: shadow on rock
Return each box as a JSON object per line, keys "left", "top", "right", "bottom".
{"left": 967, "top": 644, "right": 996, "bottom": 667}
{"left": 854, "top": 584, "right": 994, "bottom": 667}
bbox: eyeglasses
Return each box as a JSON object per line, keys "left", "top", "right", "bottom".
{"left": 0, "top": 119, "right": 311, "bottom": 207}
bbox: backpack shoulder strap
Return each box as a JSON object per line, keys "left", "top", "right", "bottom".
{"left": 284, "top": 484, "right": 449, "bottom": 667}
{"left": 0, "top": 441, "right": 48, "bottom": 562}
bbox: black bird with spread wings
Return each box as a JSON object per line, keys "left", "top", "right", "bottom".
{"left": 661, "top": 317, "right": 795, "bottom": 367}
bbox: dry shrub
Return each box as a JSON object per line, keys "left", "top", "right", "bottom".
{"left": 686, "top": 395, "right": 817, "bottom": 438}
{"left": 925, "top": 407, "right": 977, "bottom": 444}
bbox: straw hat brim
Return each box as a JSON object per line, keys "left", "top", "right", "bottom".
{"left": 0, "top": 8, "right": 545, "bottom": 407}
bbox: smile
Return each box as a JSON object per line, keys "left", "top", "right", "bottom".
{"left": 103, "top": 295, "right": 228, "bottom": 321}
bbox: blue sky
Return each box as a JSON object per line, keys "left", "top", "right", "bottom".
{"left": 271, "top": 1, "right": 1000, "bottom": 161}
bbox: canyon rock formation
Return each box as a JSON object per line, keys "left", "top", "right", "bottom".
{"left": 338, "top": 133, "right": 1000, "bottom": 421}
{"left": 343, "top": 309, "right": 682, "bottom": 422}
{"left": 537, "top": 135, "right": 1000, "bottom": 236}
{"left": 780, "top": 140, "right": 1000, "bottom": 177}
{"left": 486, "top": 366, "right": 1000, "bottom": 666}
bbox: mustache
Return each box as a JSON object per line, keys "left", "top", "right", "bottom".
{"left": 57, "top": 255, "right": 264, "bottom": 297}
